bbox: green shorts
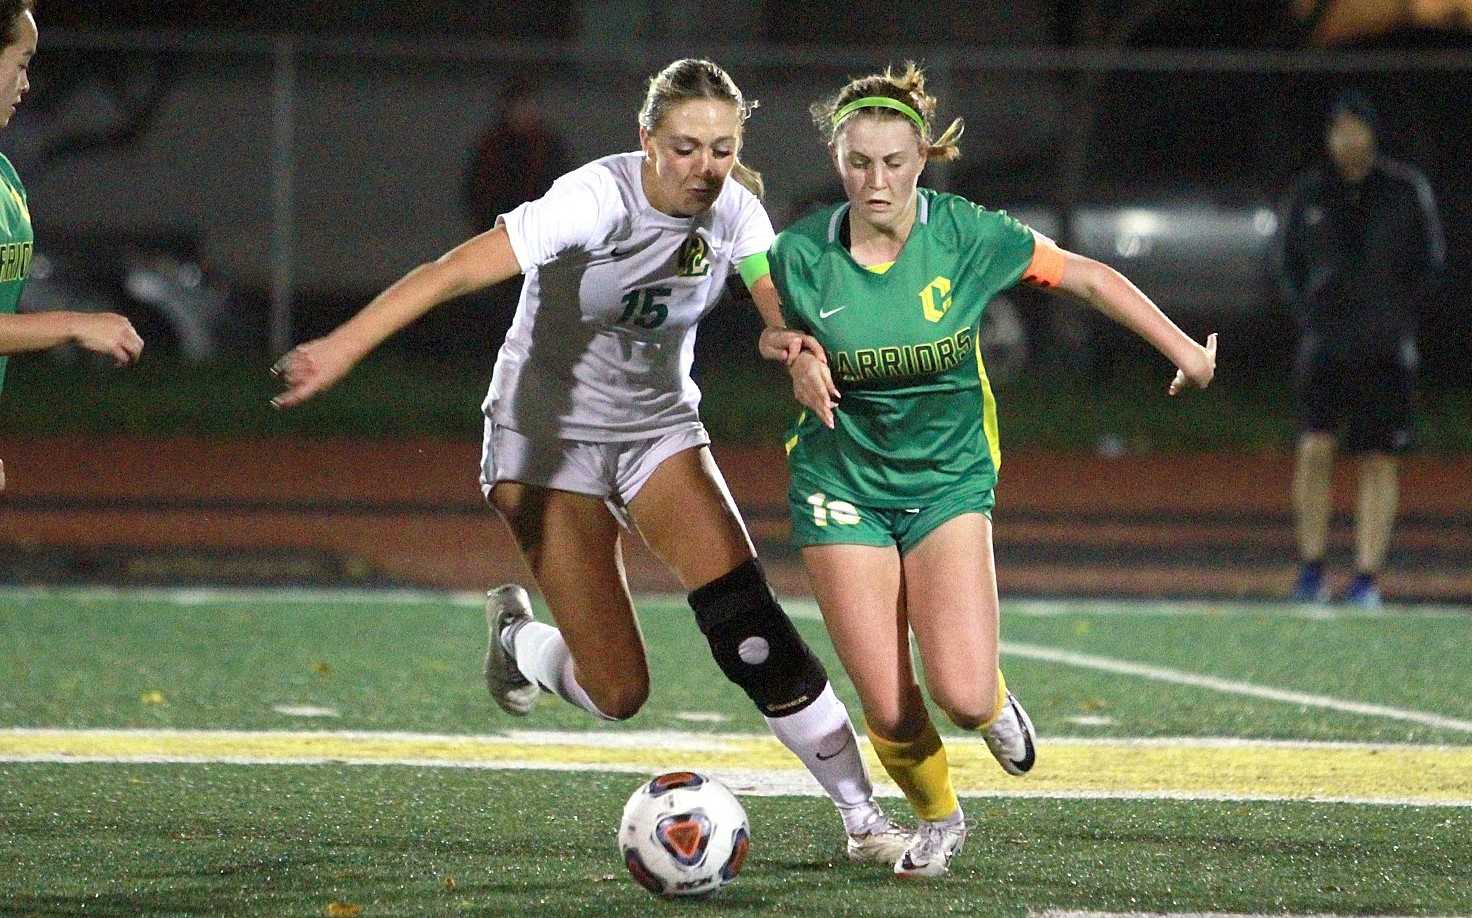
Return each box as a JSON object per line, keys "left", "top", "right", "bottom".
{"left": 788, "top": 483, "right": 995, "bottom": 556}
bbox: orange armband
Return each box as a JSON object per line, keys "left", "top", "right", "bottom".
{"left": 1021, "top": 231, "right": 1065, "bottom": 288}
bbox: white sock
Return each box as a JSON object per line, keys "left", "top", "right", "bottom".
{"left": 923, "top": 807, "right": 966, "bottom": 829}
{"left": 764, "top": 683, "right": 882, "bottom": 834}
{"left": 510, "top": 621, "right": 615, "bottom": 721}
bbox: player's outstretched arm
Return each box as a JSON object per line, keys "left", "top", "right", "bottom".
{"left": 1, "top": 312, "right": 143, "bottom": 493}
{"left": 759, "top": 326, "right": 826, "bottom": 365}
{"left": 1054, "top": 250, "right": 1216, "bottom": 395}
{"left": 0, "top": 311, "right": 143, "bottom": 366}
{"left": 272, "top": 226, "right": 523, "bottom": 408}
{"left": 748, "top": 273, "right": 826, "bottom": 366}
{"left": 787, "top": 351, "right": 840, "bottom": 429}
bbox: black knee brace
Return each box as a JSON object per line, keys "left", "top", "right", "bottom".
{"left": 688, "top": 558, "right": 828, "bottom": 718}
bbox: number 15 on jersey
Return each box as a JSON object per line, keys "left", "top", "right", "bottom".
{"left": 617, "top": 286, "right": 671, "bottom": 329}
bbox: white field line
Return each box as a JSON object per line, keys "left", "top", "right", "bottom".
{"left": 785, "top": 596, "right": 1472, "bottom": 621}
{"left": 0, "top": 585, "right": 488, "bottom": 608}
{"left": 1029, "top": 912, "right": 1433, "bottom": 918}
{"left": 1001, "top": 597, "right": 1472, "bottom": 620}
{"left": 1004, "top": 641, "right": 1472, "bottom": 734}
{"left": 4, "top": 727, "right": 1470, "bottom": 808}
{"left": 3, "top": 586, "right": 1469, "bottom": 619}
{"left": 5, "top": 586, "right": 1470, "bottom": 733}
{"left": 3, "top": 756, "right": 1463, "bottom": 809}
{"left": 6, "top": 726, "right": 1463, "bottom": 752}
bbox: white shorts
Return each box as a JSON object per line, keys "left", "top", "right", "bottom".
{"left": 480, "top": 420, "right": 711, "bottom": 527}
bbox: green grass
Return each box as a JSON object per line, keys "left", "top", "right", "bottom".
{"left": 3, "top": 765, "right": 1466, "bottom": 916}
{"left": 1003, "top": 607, "right": 1472, "bottom": 744}
{"left": 8, "top": 353, "right": 1471, "bottom": 450}
{"left": 0, "top": 353, "right": 492, "bottom": 439}
{"left": 2, "top": 591, "right": 1471, "bottom": 914}
{"left": 4, "top": 595, "right": 1472, "bottom": 743}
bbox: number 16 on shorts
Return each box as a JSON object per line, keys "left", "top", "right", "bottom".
{"left": 807, "top": 493, "right": 861, "bottom": 526}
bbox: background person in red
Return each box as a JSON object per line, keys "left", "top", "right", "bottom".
{"left": 462, "top": 78, "right": 570, "bottom": 236}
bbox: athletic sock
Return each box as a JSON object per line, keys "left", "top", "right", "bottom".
{"left": 764, "top": 682, "right": 881, "bottom": 834}
{"left": 921, "top": 807, "right": 966, "bottom": 830}
{"left": 980, "top": 667, "right": 1010, "bottom": 729}
{"left": 510, "top": 621, "right": 615, "bottom": 721}
{"left": 866, "top": 719, "right": 959, "bottom": 822}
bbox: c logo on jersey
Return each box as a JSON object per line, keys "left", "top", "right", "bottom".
{"left": 919, "top": 276, "right": 953, "bottom": 322}
{"left": 676, "top": 235, "right": 711, "bottom": 277}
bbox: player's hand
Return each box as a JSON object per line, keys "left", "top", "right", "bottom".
{"left": 270, "top": 335, "right": 361, "bottom": 409}
{"left": 789, "top": 351, "right": 840, "bottom": 429}
{"left": 1169, "top": 332, "right": 1217, "bottom": 396}
{"left": 71, "top": 312, "right": 144, "bottom": 367}
{"left": 759, "top": 327, "right": 827, "bottom": 366}
{"left": 1, "top": 458, "right": 5, "bottom": 492}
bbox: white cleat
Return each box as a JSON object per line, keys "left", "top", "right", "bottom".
{"left": 845, "top": 817, "right": 912, "bottom": 864}
{"left": 484, "top": 584, "right": 539, "bottom": 716}
{"left": 983, "top": 691, "right": 1037, "bottom": 776}
{"left": 893, "top": 818, "right": 966, "bottom": 878}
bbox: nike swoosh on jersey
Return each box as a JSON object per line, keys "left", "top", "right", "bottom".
{"left": 818, "top": 305, "right": 847, "bottom": 319}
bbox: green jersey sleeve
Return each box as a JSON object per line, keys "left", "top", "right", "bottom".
{"left": 942, "top": 198, "right": 1038, "bottom": 293}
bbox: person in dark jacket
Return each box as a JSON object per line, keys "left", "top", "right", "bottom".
{"left": 1273, "top": 89, "right": 1445, "bottom": 608}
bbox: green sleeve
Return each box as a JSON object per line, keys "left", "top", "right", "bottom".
{"left": 947, "top": 196, "right": 1036, "bottom": 291}
{"left": 736, "top": 251, "right": 770, "bottom": 288}
{"left": 767, "top": 235, "right": 804, "bottom": 331}
{"left": 981, "top": 208, "right": 1038, "bottom": 290}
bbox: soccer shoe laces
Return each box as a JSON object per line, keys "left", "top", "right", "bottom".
{"left": 895, "top": 819, "right": 965, "bottom": 876}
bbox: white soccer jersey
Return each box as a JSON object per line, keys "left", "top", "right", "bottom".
{"left": 487, "top": 151, "right": 775, "bottom": 441}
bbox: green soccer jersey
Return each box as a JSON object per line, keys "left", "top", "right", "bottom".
{"left": 0, "top": 152, "right": 34, "bottom": 396}
{"left": 770, "top": 189, "right": 1038, "bottom": 507}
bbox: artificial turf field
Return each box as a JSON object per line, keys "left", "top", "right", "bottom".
{"left": 2, "top": 588, "right": 1469, "bottom": 915}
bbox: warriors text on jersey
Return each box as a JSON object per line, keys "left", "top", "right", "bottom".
{"left": 0, "top": 152, "right": 34, "bottom": 395}
{"left": 489, "top": 152, "right": 774, "bottom": 441}
{"left": 770, "top": 189, "right": 1061, "bottom": 506}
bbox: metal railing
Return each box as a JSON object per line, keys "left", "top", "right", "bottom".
{"left": 24, "top": 31, "right": 1472, "bottom": 355}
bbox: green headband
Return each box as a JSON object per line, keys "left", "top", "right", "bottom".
{"left": 832, "top": 95, "right": 925, "bottom": 131}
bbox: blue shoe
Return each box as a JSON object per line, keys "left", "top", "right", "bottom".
{"left": 1342, "top": 574, "right": 1382, "bottom": 609}
{"left": 1291, "top": 563, "right": 1329, "bottom": 604}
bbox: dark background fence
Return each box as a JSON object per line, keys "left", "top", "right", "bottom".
{"left": 6, "top": 2, "right": 1471, "bottom": 434}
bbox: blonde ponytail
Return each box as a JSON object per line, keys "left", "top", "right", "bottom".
{"left": 730, "top": 157, "right": 765, "bottom": 199}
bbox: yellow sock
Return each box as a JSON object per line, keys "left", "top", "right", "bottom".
{"left": 866, "top": 720, "right": 959, "bottom": 822}
{"left": 979, "top": 668, "right": 1008, "bottom": 729}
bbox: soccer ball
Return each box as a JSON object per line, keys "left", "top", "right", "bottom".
{"left": 618, "top": 771, "right": 750, "bottom": 898}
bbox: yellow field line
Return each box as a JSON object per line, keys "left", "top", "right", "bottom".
{"left": 3, "top": 729, "right": 1470, "bottom": 807}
